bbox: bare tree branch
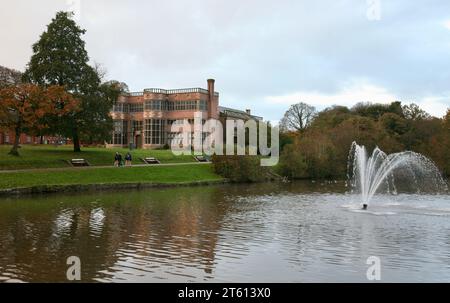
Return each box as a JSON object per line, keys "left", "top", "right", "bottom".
{"left": 280, "top": 102, "right": 317, "bottom": 132}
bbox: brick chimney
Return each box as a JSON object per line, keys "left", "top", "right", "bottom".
{"left": 207, "top": 79, "right": 218, "bottom": 119}
{"left": 207, "top": 79, "right": 215, "bottom": 100}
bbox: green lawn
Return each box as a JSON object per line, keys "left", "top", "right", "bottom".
{"left": 0, "top": 145, "right": 195, "bottom": 170}
{"left": 0, "top": 164, "right": 223, "bottom": 190}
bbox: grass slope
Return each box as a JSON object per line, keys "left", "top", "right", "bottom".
{"left": 0, "top": 145, "right": 195, "bottom": 170}
{"left": 0, "top": 164, "right": 223, "bottom": 190}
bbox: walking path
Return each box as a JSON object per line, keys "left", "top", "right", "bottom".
{"left": 0, "top": 162, "right": 211, "bottom": 174}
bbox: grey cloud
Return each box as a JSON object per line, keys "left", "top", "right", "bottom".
{"left": 0, "top": 0, "right": 449, "bottom": 120}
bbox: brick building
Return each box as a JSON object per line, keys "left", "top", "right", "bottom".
{"left": 0, "top": 132, "right": 64, "bottom": 146}
{"left": 0, "top": 72, "right": 263, "bottom": 148}
{"left": 107, "top": 79, "right": 262, "bottom": 149}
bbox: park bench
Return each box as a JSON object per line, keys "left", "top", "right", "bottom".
{"left": 70, "top": 159, "right": 90, "bottom": 167}
{"left": 194, "top": 155, "right": 210, "bottom": 162}
{"left": 143, "top": 157, "right": 161, "bottom": 165}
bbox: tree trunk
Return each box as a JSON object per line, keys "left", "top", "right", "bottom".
{"left": 9, "top": 127, "right": 21, "bottom": 156}
{"left": 73, "top": 128, "right": 81, "bottom": 152}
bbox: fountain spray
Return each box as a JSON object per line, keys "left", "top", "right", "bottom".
{"left": 347, "top": 142, "right": 447, "bottom": 209}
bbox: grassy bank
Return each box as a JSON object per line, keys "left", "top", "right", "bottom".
{"left": 0, "top": 164, "right": 223, "bottom": 190}
{"left": 0, "top": 145, "right": 195, "bottom": 170}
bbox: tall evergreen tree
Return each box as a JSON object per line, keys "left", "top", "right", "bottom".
{"left": 23, "top": 11, "right": 117, "bottom": 152}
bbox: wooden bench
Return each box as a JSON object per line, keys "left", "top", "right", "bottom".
{"left": 194, "top": 155, "right": 210, "bottom": 162}
{"left": 143, "top": 157, "right": 161, "bottom": 165}
{"left": 70, "top": 159, "right": 90, "bottom": 167}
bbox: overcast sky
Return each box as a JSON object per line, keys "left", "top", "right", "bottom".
{"left": 1, "top": 0, "right": 450, "bottom": 121}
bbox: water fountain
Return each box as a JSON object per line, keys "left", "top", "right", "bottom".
{"left": 347, "top": 142, "right": 447, "bottom": 209}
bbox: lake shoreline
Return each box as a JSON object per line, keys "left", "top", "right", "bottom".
{"left": 0, "top": 179, "right": 231, "bottom": 197}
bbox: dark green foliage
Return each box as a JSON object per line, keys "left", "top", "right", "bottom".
{"left": 278, "top": 143, "right": 308, "bottom": 179}
{"left": 23, "top": 12, "right": 90, "bottom": 90}
{"left": 279, "top": 132, "right": 294, "bottom": 151}
{"left": 212, "top": 155, "right": 270, "bottom": 182}
{"left": 23, "top": 11, "right": 124, "bottom": 152}
{"left": 311, "top": 105, "right": 351, "bottom": 129}
{"left": 379, "top": 113, "right": 408, "bottom": 136}
{"left": 352, "top": 101, "right": 404, "bottom": 120}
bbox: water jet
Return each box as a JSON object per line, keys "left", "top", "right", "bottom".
{"left": 347, "top": 142, "right": 447, "bottom": 208}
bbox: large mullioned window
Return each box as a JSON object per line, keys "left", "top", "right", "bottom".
{"left": 113, "top": 103, "right": 128, "bottom": 113}
{"left": 144, "top": 119, "right": 166, "bottom": 145}
{"left": 112, "top": 120, "right": 128, "bottom": 145}
{"left": 143, "top": 100, "right": 208, "bottom": 111}
{"left": 198, "top": 100, "right": 208, "bottom": 111}
{"left": 132, "top": 120, "right": 143, "bottom": 132}
{"left": 145, "top": 100, "right": 163, "bottom": 111}
{"left": 128, "top": 103, "right": 143, "bottom": 112}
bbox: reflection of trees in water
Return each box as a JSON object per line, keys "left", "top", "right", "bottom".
{"left": 0, "top": 186, "right": 232, "bottom": 282}
{"left": 105, "top": 187, "right": 231, "bottom": 279}
{"left": 3, "top": 181, "right": 422, "bottom": 282}
{"left": 0, "top": 200, "right": 117, "bottom": 282}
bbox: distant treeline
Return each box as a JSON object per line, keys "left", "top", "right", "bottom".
{"left": 278, "top": 102, "right": 450, "bottom": 179}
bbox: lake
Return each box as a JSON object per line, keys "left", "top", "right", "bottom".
{"left": 0, "top": 181, "right": 449, "bottom": 282}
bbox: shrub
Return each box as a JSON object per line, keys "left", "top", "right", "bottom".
{"left": 278, "top": 144, "right": 308, "bottom": 179}
{"left": 212, "top": 155, "right": 270, "bottom": 182}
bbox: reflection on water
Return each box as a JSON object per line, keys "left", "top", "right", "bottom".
{"left": 0, "top": 181, "right": 449, "bottom": 282}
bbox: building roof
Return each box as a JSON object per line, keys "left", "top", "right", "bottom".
{"left": 219, "top": 106, "right": 263, "bottom": 121}
{"left": 125, "top": 88, "right": 219, "bottom": 97}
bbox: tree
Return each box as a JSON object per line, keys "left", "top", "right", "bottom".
{"left": 277, "top": 101, "right": 449, "bottom": 179}
{"left": 102, "top": 80, "right": 129, "bottom": 95}
{"left": 443, "top": 110, "right": 450, "bottom": 175}
{"left": 387, "top": 101, "right": 404, "bottom": 117}
{"left": 23, "top": 11, "right": 117, "bottom": 152}
{"left": 310, "top": 105, "right": 351, "bottom": 129}
{"left": 278, "top": 141, "right": 308, "bottom": 179}
{"left": 295, "top": 130, "right": 339, "bottom": 178}
{"left": 79, "top": 80, "right": 125, "bottom": 144}
{"left": 445, "top": 109, "right": 450, "bottom": 129}
{"left": 0, "top": 66, "right": 22, "bottom": 89}
{"left": 379, "top": 113, "right": 408, "bottom": 136}
{"left": 0, "top": 84, "right": 78, "bottom": 155}
{"left": 416, "top": 109, "right": 450, "bottom": 176}
{"left": 212, "top": 155, "right": 270, "bottom": 182}
{"left": 280, "top": 102, "right": 317, "bottom": 132}
{"left": 352, "top": 101, "right": 404, "bottom": 120}
{"left": 402, "top": 103, "right": 431, "bottom": 120}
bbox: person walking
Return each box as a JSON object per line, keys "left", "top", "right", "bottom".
{"left": 118, "top": 153, "right": 123, "bottom": 167}
{"left": 125, "top": 152, "right": 132, "bottom": 167}
{"left": 114, "top": 152, "right": 120, "bottom": 167}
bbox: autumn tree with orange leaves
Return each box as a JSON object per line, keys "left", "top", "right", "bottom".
{"left": 0, "top": 84, "right": 78, "bottom": 156}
